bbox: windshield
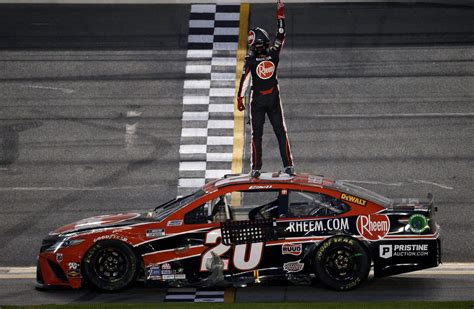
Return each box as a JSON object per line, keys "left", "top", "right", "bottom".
{"left": 153, "top": 189, "right": 206, "bottom": 221}
{"left": 333, "top": 181, "right": 393, "bottom": 207}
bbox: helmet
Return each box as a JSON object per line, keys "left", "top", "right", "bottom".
{"left": 248, "top": 27, "right": 270, "bottom": 54}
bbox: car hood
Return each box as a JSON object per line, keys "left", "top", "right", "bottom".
{"left": 52, "top": 212, "right": 151, "bottom": 235}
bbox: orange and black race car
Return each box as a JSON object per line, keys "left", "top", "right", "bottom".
{"left": 36, "top": 172, "right": 440, "bottom": 291}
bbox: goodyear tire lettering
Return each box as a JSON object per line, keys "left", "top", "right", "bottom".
{"left": 313, "top": 236, "right": 370, "bottom": 291}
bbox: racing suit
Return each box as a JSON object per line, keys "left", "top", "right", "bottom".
{"left": 237, "top": 5, "right": 293, "bottom": 172}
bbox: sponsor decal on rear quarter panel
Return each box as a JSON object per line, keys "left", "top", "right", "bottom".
{"left": 283, "top": 260, "right": 304, "bottom": 273}
{"left": 356, "top": 214, "right": 390, "bottom": 241}
{"left": 282, "top": 243, "right": 302, "bottom": 256}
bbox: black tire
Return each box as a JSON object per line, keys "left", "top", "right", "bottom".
{"left": 83, "top": 240, "right": 138, "bottom": 291}
{"left": 314, "top": 236, "right": 370, "bottom": 291}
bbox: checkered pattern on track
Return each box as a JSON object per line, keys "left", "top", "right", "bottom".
{"left": 178, "top": 4, "right": 241, "bottom": 196}
{"left": 165, "top": 288, "right": 225, "bottom": 302}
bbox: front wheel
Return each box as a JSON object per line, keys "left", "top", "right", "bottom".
{"left": 314, "top": 236, "right": 370, "bottom": 291}
{"left": 83, "top": 240, "right": 138, "bottom": 291}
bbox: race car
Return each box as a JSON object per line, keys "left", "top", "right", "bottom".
{"left": 36, "top": 172, "right": 440, "bottom": 291}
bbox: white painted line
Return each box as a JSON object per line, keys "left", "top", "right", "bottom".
{"left": 125, "top": 123, "right": 137, "bottom": 149}
{"left": 212, "top": 57, "right": 236, "bottom": 66}
{"left": 206, "top": 169, "right": 231, "bottom": 179}
{"left": 179, "top": 161, "right": 206, "bottom": 171}
{"left": 188, "top": 35, "right": 214, "bottom": 43}
{"left": 214, "top": 27, "right": 240, "bottom": 35}
{"left": 211, "top": 72, "right": 235, "bottom": 81}
{"left": 208, "top": 120, "right": 234, "bottom": 129}
{"left": 210, "top": 88, "right": 235, "bottom": 97}
{"left": 207, "top": 153, "right": 233, "bottom": 162}
{"left": 183, "top": 95, "right": 210, "bottom": 105}
{"left": 178, "top": 178, "right": 205, "bottom": 188}
{"left": 0, "top": 274, "right": 36, "bottom": 279}
{"left": 0, "top": 267, "right": 36, "bottom": 273}
{"left": 196, "top": 291, "right": 225, "bottom": 296}
{"left": 3, "top": 264, "right": 474, "bottom": 280}
{"left": 189, "top": 20, "right": 214, "bottom": 28}
{"left": 209, "top": 104, "right": 234, "bottom": 113}
{"left": 409, "top": 179, "right": 454, "bottom": 190}
{"left": 0, "top": 266, "right": 37, "bottom": 279}
{"left": 182, "top": 128, "right": 208, "bottom": 137}
{"left": 184, "top": 80, "right": 211, "bottom": 89}
{"left": 313, "top": 112, "right": 474, "bottom": 118}
{"left": 186, "top": 65, "right": 212, "bottom": 74}
{"left": 179, "top": 145, "right": 207, "bottom": 154}
{"left": 182, "top": 112, "right": 209, "bottom": 121}
{"left": 126, "top": 111, "right": 142, "bottom": 117}
{"left": 398, "top": 270, "right": 474, "bottom": 276}
{"left": 208, "top": 136, "right": 234, "bottom": 145}
{"left": 191, "top": 4, "right": 216, "bottom": 13}
{"left": 166, "top": 295, "right": 196, "bottom": 300}
{"left": 187, "top": 49, "right": 213, "bottom": 58}
{"left": 214, "top": 42, "right": 239, "bottom": 51}
{"left": 194, "top": 298, "right": 224, "bottom": 303}
{"left": 339, "top": 179, "right": 454, "bottom": 190}
{"left": 339, "top": 180, "right": 403, "bottom": 187}
{"left": 21, "top": 85, "right": 74, "bottom": 94}
{"left": 215, "top": 13, "right": 240, "bottom": 21}
{"left": 0, "top": 184, "right": 174, "bottom": 192}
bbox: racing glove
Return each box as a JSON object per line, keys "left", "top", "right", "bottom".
{"left": 277, "top": 0, "right": 285, "bottom": 19}
{"left": 237, "top": 97, "right": 245, "bottom": 111}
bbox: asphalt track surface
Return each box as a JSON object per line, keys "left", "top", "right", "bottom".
{"left": 0, "top": 2, "right": 473, "bottom": 304}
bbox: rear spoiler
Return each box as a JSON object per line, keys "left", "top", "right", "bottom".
{"left": 389, "top": 193, "right": 436, "bottom": 212}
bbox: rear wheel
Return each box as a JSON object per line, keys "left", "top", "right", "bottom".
{"left": 83, "top": 240, "right": 137, "bottom": 291}
{"left": 314, "top": 236, "right": 370, "bottom": 290}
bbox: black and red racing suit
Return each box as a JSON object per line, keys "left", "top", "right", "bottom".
{"left": 237, "top": 6, "right": 293, "bottom": 171}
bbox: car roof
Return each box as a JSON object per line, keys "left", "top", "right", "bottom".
{"left": 204, "top": 172, "right": 331, "bottom": 190}
{"left": 203, "top": 172, "right": 393, "bottom": 207}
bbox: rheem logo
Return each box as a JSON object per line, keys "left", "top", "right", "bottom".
{"left": 248, "top": 30, "right": 255, "bottom": 46}
{"left": 356, "top": 214, "right": 390, "bottom": 241}
{"left": 256, "top": 61, "right": 275, "bottom": 80}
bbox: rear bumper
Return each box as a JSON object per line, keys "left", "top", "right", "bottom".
{"left": 374, "top": 238, "right": 441, "bottom": 277}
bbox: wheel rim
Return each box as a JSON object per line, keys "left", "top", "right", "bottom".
{"left": 323, "top": 246, "right": 362, "bottom": 282}
{"left": 92, "top": 247, "right": 129, "bottom": 283}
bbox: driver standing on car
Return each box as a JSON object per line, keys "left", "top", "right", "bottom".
{"left": 236, "top": 0, "right": 294, "bottom": 179}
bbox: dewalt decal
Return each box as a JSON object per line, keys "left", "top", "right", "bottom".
{"left": 340, "top": 193, "right": 367, "bottom": 206}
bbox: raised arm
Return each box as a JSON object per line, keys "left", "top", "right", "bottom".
{"left": 271, "top": 0, "right": 286, "bottom": 53}
{"left": 236, "top": 57, "right": 252, "bottom": 111}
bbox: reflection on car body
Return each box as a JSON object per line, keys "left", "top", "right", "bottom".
{"left": 36, "top": 172, "right": 440, "bottom": 291}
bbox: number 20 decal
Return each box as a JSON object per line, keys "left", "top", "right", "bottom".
{"left": 200, "top": 229, "right": 264, "bottom": 272}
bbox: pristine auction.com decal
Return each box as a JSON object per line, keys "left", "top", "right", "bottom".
{"left": 379, "top": 244, "right": 429, "bottom": 259}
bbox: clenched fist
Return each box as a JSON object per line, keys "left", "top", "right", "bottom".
{"left": 237, "top": 97, "right": 245, "bottom": 111}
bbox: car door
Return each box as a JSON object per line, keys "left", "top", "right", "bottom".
{"left": 274, "top": 189, "right": 353, "bottom": 274}
{"left": 219, "top": 189, "right": 287, "bottom": 279}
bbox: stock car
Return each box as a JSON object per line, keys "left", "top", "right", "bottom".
{"left": 36, "top": 172, "right": 441, "bottom": 291}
